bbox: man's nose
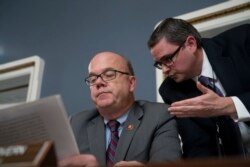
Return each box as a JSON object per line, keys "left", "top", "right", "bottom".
{"left": 94, "top": 76, "right": 106, "bottom": 88}
{"left": 162, "top": 64, "right": 170, "bottom": 75}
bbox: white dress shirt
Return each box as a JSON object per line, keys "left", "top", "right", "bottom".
{"left": 198, "top": 49, "right": 250, "bottom": 121}
{"left": 104, "top": 111, "right": 129, "bottom": 150}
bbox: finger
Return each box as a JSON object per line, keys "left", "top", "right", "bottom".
{"left": 58, "top": 160, "right": 68, "bottom": 167}
{"left": 171, "top": 97, "right": 199, "bottom": 107}
{"left": 114, "top": 161, "right": 127, "bottom": 167}
{"left": 170, "top": 110, "right": 203, "bottom": 117}
{"left": 114, "top": 161, "right": 125, "bottom": 165}
{"left": 169, "top": 105, "right": 197, "bottom": 113}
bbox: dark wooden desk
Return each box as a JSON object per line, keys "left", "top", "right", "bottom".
{"left": 0, "top": 141, "right": 57, "bottom": 167}
{"left": 146, "top": 157, "right": 250, "bottom": 167}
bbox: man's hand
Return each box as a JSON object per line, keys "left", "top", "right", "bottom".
{"left": 114, "top": 161, "right": 145, "bottom": 166}
{"left": 58, "top": 154, "right": 99, "bottom": 167}
{"left": 168, "top": 82, "right": 237, "bottom": 118}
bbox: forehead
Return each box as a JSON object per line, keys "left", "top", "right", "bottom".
{"left": 89, "top": 53, "right": 127, "bottom": 73}
{"left": 150, "top": 38, "right": 176, "bottom": 60}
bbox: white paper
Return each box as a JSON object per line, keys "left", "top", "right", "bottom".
{"left": 0, "top": 95, "right": 79, "bottom": 160}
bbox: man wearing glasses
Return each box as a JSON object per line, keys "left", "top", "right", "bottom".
{"left": 59, "top": 51, "right": 181, "bottom": 167}
{"left": 147, "top": 18, "right": 250, "bottom": 158}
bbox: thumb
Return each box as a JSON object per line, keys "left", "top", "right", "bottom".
{"left": 197, "top": 81, "right": 210, "bottom": 94}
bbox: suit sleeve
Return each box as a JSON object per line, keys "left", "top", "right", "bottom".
{"left": 148, "top": 103, "right": 182, "bottom": 161}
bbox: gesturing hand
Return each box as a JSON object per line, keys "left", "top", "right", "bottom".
{"left": 168, "top": 81, "right": 236, "bottom": 118}
{"left": 58, "top": 154, "right": 99, "bottom": 167}
{"left": 114, "top": 161, "right": 145, "bottom": 167}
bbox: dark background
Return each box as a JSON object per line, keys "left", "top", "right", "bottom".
{"left": 0, "top": 0, "right": 226, "bottom": 115}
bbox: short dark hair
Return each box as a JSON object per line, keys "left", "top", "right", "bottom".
{"left": 147, "top": 18, "right": 202, "bottom": 49}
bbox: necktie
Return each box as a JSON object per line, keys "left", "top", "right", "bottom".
{"left": 198, "top": 76, "right": 223, "bottom": 96}
{"left": 106, "top": 120, "right": 120, "bottom": 167}
{"left": 198, "top": 76, "right": 246, "bottom": 156}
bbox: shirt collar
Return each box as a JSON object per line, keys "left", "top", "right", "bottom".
{"left": 200, "top": 49, "right": 214, "bottom": 78}
{"left": 104, "top": 110, "right": 130, "bottom": 126}
{"left": 193, "top": 48, "right": 218, "bottom": 82}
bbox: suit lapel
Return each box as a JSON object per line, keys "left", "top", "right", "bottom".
{"left": 114, "top": 103, "right": 143, "bottom": 162}
{"left": 87, "top": 115, "right": 106, "bottom": 165}
{"left": 202, "top": 39, "right": 242, "bottom": 95}
{"left": 159, "top": 77, "right": 201, "bottom": 103}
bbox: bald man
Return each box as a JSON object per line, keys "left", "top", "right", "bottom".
{"left": 59, "top": 52, "right": 181, "bottom": 167}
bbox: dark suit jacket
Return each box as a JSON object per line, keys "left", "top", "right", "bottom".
{"left": 159, "top": 24, "right": 250, "bottom": 158}
{"left": 70, "top": 101, "right": 181, "bottom": 166}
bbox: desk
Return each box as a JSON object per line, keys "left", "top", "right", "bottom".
{"left": 146, "top": 157, "right": 250, "bottom": 167}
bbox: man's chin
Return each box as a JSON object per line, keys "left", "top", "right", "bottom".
{"left": 169, "top": 75, "right": 177, "bottom": 81}
{"left": 96, "top": 100, "right": 113, "bottom": 108}
{"left": 170, "top": 76, "right": 184, "bottom": 83}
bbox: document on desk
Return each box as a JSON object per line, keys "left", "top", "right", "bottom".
{"left": 0, "top": 95, "right": 79, "bottom": 160}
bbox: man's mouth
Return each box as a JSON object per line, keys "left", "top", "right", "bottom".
{"left": 168, "top": 73, "right": 174, "bottom": 78}
{"left": 168, "top": 74, "right": 177, "bottom": 80}
{"left": 97, "top": 91, "right": 110, "bottom": 98}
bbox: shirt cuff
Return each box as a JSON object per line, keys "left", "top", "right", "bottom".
{"left": 231, "top": 96, "right": 250, "bottom": 122}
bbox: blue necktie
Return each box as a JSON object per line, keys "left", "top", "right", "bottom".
{"left": 198, "top": 76, "right": 223, "bottom": 96}
{"left": 106, "top": 120, "right": 120, "bottom": 167}
{"left": 198, "top": 76, "right": 246, "bottom": 156}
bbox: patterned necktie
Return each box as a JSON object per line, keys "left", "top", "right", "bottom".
{"left": 198, "top": 75, "right": 246, "bottom": 156}
{"left": 198, "top": 76, "right": 223, "bottom": 96}
{"left": 106, "top": 120, "right": 120, "bottom": 167}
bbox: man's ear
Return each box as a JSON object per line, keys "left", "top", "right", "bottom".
{"left": 129, "top": 76, "right": 136, "bottom": 92}
{"left": 185, "top": 35, "right": 197, "bottom": 52}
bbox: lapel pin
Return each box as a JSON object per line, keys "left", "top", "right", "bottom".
{"left": 126, "top": 124, "right": 134, "bottom": 131}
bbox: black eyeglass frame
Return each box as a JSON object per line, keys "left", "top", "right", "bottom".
{"left": 85, "top": 69, "right": 131, "bottom": 86}
{"left": 153, "top": 42, "right": 185, "bottom": 69}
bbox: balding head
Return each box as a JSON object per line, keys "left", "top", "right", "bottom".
{"left": 86, "top": 51, "right": 136, "bottom": 120}
{"left": 88, "top": 52, "right": 134, "bottom": 75}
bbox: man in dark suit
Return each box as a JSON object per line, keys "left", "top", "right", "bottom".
{"left": 59, "top": 51, "right": 181, "bottom": 167}
{"left": 147, "top": 18, "right": 250, "bottom": 158}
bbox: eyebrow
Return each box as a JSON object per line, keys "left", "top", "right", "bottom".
{"left": 159, "top": 45, "right": 182, "bottom": 62}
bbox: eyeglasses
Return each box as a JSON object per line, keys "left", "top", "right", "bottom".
{"left": 85, "top": 69, "right": 131, "bottom": 86}
{"left": 153, "top": 43, "right": 183, "bottom": 69}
